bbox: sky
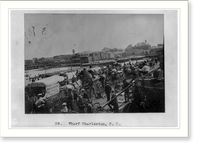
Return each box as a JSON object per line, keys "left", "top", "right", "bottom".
{"left": 25, "top": 14, "right": 164, "bottom": 59}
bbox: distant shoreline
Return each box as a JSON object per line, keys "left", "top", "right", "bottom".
{"left": 25, "top": 55, "right": 155, "bottom": 72}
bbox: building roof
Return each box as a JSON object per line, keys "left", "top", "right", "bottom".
{"left": 80, "top": 51, "right": 91, "bottom": 54}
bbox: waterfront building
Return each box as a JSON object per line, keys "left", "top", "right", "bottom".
{"left": 91, "top": 51, "right": 102, "bottom": 61}
{"left": 32, "top": 58, "right": 38, "bottom": 64}
{"left": 80, "top": 52, "right": 93, "bottom": 64}
{"left": 100, "top": 51, "right": 110, "bottom": 60}
{"left": 71, "top": 53, "right": 81, "bottom": 64}
{"left": 25, "top": 60, "right": 33, "bottom": 70}
{"left": 150, "top": 44, "right": 164, "bottom": 55}
{"left": 124, "top": 40, "right": 151, "bottom": 56}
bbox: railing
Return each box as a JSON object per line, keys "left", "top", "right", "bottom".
{"left": 101, "top": 66, "right": 160, "bottom": 109}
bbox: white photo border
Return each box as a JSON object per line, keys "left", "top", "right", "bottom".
{"left": 0, "top": 1, "right": 188, "bottom": 137}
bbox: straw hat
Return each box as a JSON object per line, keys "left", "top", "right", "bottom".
{"left": 38, "top": 93, "right": 43, "bottom": 97}
{"left": 81, "top": 88, "right": 85, "bottom": 92}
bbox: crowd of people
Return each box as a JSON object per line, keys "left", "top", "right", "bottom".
{"left": 25, "top": 57, "right": 164, "bottom": 114}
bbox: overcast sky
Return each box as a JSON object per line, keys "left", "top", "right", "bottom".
{"left": 25, "top": 14, "right": 164, "bottom": 59}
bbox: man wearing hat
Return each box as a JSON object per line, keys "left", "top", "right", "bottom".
{"left": 99, "top": 74, "right": 105, "bottom": 89}
{"left": 81, "top": 89, "right": 89, "bottom": 102}
{"left": 66, "top": 88, "right": 74, "bottom": 112}
{"left": 109, "top": 90, "right": 119, "bottom": 113}
{"left": 77, "top": 92, "right": 85, "bottom": 113}
{"left": 77, "top": 89, "right": 89, "bottom": 113}
{"left": 105, "top": 83, "right": 112, "bottom": 102}
{"left": 35, "top": 93, "right": 46, "bottom": 113}
{"left": 123, "top": 79, "right": 130, "bottom": 103}
{"left": 139, "top": 62, "right": 150, "bottom": 75}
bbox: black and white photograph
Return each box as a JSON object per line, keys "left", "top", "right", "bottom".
{"left": 1, "top": 0, "right": 189, "bottom": 137}
{"left": 9, "top": 9, "right": 179, "bottom": 128}
{"left": 24, "top": 13, "right": 165, "bottom": 115}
